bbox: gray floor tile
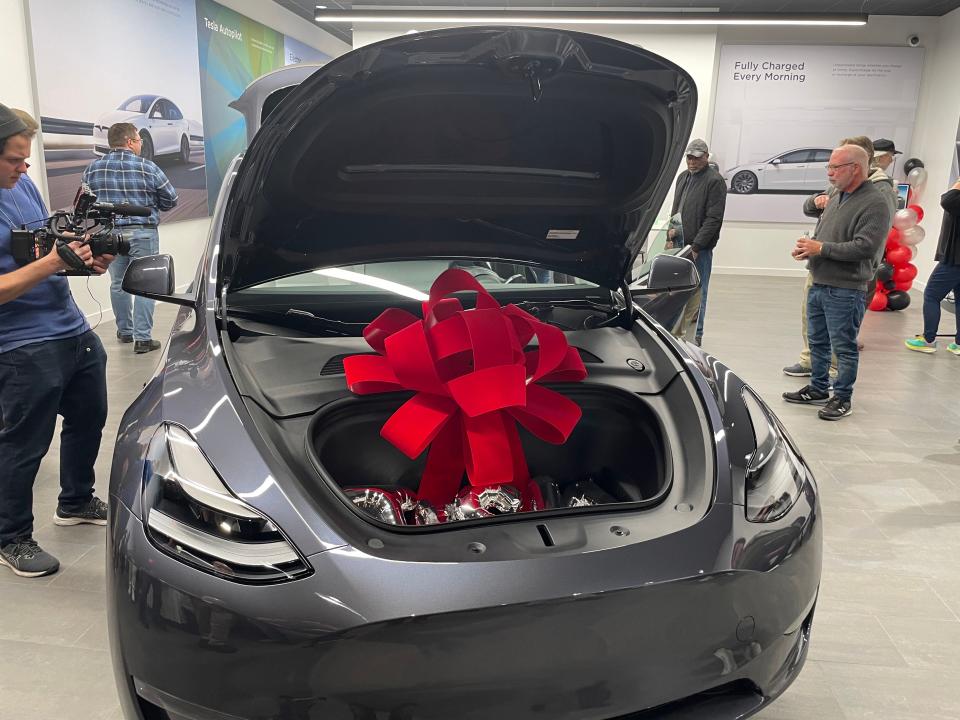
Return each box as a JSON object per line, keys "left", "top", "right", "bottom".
{"left": 0, "top": 639, "right": 120, "bottom": 720}
{"left": 0, "top": 585, "right": 104, "bottom": 646}
{"left": 877, "top": 616, "right": 960, "bottom": 668}
{"left": 807, "top": 611, "right": 907, "bottom": 668}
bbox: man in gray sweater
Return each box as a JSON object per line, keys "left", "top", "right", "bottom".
{"left": 782, "top": 144, "right": 892, "bottom": 420}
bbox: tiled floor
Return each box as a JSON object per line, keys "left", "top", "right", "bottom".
{"left": 1, "top": 275, "right": 959, "bottom": 719}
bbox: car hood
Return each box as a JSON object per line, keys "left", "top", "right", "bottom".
{"left": 96, "top": 109, "right": 143, "bottom": 127}
{"left": 221, "top": 27, "right": 696, "bottom": 291}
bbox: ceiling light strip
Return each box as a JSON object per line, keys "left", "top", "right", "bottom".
{"left": 314, "top": 10, "right": 868, "bottom": 26}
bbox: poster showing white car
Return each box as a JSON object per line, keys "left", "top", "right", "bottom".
{"left": 92, "top": 95, "right": 201, "bottom": 164}
{"left": 29, "top": 0, "right": 209, "bottom": 221}
{"left": 711, "top": 45, "right": 924, "bottom": 223}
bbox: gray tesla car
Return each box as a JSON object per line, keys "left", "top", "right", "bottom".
{"left": 108, "top": 27, "right": 821, "bottom": 720}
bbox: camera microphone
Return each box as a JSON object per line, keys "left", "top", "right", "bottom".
{"left": 91, "top": 201, "right": 152, "bottom": 217}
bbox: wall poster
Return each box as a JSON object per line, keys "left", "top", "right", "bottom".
{"left": 28, "top": 0, "right": 334, "bottom": 222}
{"left": 711, "top": 45, "right": 925, "bottom": 223}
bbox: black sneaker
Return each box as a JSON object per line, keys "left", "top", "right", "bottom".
{"left": 116, "top": 331, "right": 133, "bottom": 343}
{"left": 819, "top": 396, "right": 853, "bottom": 421}
{"left": 0, "top": 537, "right": 60, "bottom": 577}
{"left": 782, "top": 385, "right": 830, "bottom": 405}
{"left": 54, "top": 496, "right": 108, "bottom": 526}
{"left": 134, "top": 339, "right": 161, "bottom": 354}
{"left": 782, "top": 363, "right": 812, "bottom": 377}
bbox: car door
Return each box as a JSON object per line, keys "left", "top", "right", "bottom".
{"left": 765, "top": 150, "right": 812, "bottom": 190}
{"left": 166, "top": 101, "right": 187, "bottom": 140}
{"left": 805, "top": 149, "right": 833, "bottom": 190}
{"left": 155, "top": 99, "right": 178, "bottom": 154}
{"left": 146, "top": 99, "right": 169, "bottom": 153}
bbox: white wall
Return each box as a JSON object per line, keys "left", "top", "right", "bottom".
{"left": 356, "top": 15, "right": 952, "bottom": 280}
{"left": 0, "top": 0, "right": 347, "bottom": 319}
{"left": 5, "top": 4, "right": 959, "bottom": 317}
{"left": 908, "top": 7, "right": 960, "bottom": 290}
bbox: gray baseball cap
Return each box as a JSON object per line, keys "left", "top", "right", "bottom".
{"left": 685, "top": 138, "right": 709, "bottom": 157}
{"left": 0, "top": 103, "right": 28, "bottom": 141}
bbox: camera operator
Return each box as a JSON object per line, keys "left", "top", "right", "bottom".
{"left": 82, "top": 122, "right": 177, "bottom": 354}
{"left": 0, "top": 103, "right": 114, "bottom": 578}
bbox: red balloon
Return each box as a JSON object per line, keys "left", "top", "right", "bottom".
{"left": 894, "top": 263, "right": 918, "bottom": 283}
{"left": 907, "top": 204, "right": 924, "bottom": 222}
{"left": 886, "top": 244, "right": 911, "bottom": 267}
{"left": 886, "top": 228, "right": 902, "bottom": 251}
{"left": 869, "top": 292, "right": 889, "bottom": 311}
{"left": 894, "top": 278, "right": 913, "bottom": 292}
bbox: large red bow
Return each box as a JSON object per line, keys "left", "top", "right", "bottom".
{"left": 343, "top": 268, "right": 587, "bottom": 508}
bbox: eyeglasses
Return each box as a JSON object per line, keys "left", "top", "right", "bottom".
{"left": 825, "top": 162, "right": 856, "bottom": 171}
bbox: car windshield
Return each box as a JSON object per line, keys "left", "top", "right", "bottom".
{"left": 118, "top": 96, "right": 153, "bottom": 113}
{"left": 232, "top": 260, "right": 597, "bottom": 300}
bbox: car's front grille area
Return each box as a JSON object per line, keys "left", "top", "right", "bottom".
{"left": 618, "top": 680, "right": 764, "bottom": 719}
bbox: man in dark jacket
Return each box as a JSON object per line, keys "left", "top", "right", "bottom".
{"left": 667, "top": 138, "right": 727, "bottom": 345}
{"left": 904, "top": 178, "right": 960, "bottom": 354}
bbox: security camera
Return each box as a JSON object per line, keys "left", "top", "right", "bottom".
{"left": 907, "top": 35, "right": 921, "bottom": 47}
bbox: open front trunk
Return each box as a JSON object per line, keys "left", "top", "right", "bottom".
{"left": 307, "top": 384, "right": 671, "bottom": 527}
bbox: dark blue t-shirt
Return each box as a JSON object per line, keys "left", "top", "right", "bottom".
{"left": 0, "top": 175, "right": 89, "bottom": 354}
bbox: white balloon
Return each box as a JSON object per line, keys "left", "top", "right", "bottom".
{"left": 901, "top": 225, "right": 926, "bottom": 246}
{"left": 907, "top": 166, "right": 928, "bottom": 189}
{"left": 893, "top": 208, "right": 918, "bottom": 230}
{"left": 910, "top": 245, "right": 918, "bottom": 260}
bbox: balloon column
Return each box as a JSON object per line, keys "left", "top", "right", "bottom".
{"left": 869, "top": 158, "right": 927, "bottom": 312}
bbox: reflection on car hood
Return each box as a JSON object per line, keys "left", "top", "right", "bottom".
{"left": 221, "top": 26, "right": 696, "bottom": 291}
{"left": 95, "top": 109, "right": 143, "bottom": 126}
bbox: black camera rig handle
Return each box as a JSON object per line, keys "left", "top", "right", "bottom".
{"left": 55, "top": 239, "right": 89, "bottom": 272}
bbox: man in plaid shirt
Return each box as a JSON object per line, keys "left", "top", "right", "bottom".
{"left": 82, "top": 122, "right": 178, "bottom": 353}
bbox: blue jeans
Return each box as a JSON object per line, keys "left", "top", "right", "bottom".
{"left": 807, "top": 284, "right": 866, "bottom": 401}
{"left": 0, "top": 332, "right": 108, "bottom": 544}
{"left": 109, "top": 227, "right": 160, "bottom": 341}
{"left": 921, "top": 262, "right": 960, "bottom": 343}
{"left": 693, "top": 248, "right": 713, "bottom": 339}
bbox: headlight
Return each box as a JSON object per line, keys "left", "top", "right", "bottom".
{"left": 142, "top": 424, "right": 310, "bottom": 583}
{"left": 741, "top": 388, "right": 808, "bottom": 522}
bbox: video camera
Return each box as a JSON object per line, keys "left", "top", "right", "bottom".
{"left": 10, "top": 184, "right": 150, "bottom": 275}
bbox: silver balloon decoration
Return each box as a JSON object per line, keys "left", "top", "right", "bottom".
{"left": 906, "top": 167, "right": 928, "bottom": 202}
{"left": 901, "top": 225, "right": 926, "bottom": 246}
{"left": 910, "top": 245, "right": 918, "bottom": 260}
{"left": 892, "top": 208, "right": 918, "bottom": 231}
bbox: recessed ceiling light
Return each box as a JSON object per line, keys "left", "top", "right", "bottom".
{"left": 314, "top": 9, "right": 868, "bottom": 27}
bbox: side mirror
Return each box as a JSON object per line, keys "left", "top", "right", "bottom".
{"left": 631, "top": 254, "right": 699, "bottom": 331}
{"left": 770, "top": 158, "right": 782, "bottom": 165}
{"left": 121, "top": 254, "right": 196, "bottom": 308}
{"left": 647, "top": 253, "right": 699, "bottom": 291}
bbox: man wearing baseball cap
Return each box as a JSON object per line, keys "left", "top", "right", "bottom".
{"left": 872, "top": 138, "right": 901, "bottom": 175}
{"left": 666, "top": 138, "right": 727, "bottom": 345}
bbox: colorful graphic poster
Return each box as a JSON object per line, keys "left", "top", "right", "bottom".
{"left": 29, "top": 0, "right": 208, "bottom": 221}
{"left": 711, "top": 45, "right": 924, "bottom": 222}
{"left": 284, "top": 35, "right": 331, "bottom": 67}
{"left": 196, "top": 0, "right": 285, "bottom": 212}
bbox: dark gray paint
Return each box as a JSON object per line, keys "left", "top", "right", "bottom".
{"left": 106, "top": 27, "right": 821, "bottom": 720}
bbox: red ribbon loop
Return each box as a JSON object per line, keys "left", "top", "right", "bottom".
{"left": 343, "top": 268, "right": 588, "bottom": 508}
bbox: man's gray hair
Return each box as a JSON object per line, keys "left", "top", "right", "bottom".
{"left": 839, "top": 144, "right": 870, "bottom": 175}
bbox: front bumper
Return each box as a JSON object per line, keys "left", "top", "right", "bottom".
{"left": 108, "top": 496, "right": 819, "bottom": 720}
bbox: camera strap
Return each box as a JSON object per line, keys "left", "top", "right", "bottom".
{"left": 55, "top": 239, "right": 88, "bottom": 271}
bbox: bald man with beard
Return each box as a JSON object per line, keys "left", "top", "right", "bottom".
{"left": 782, "top": 144, "right": 893, "bottom": 420}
